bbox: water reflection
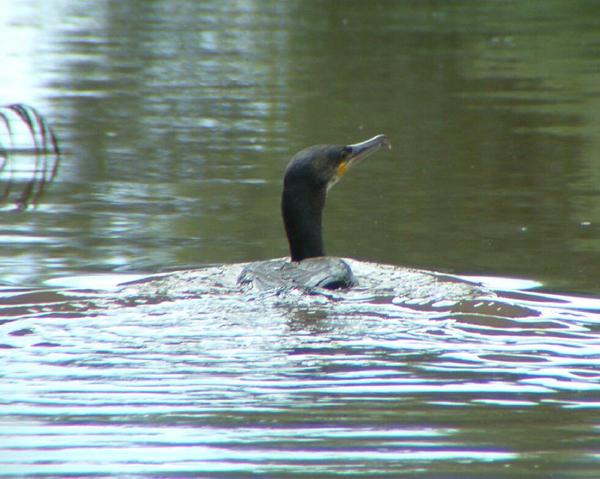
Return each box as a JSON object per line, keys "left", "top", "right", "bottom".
{"left": 3, "top": 0, "right": 600, "bottom": 477}
{"left": 2, "top": 264, "right": 600, "bottom": 476}
{"left": 2, "top": 0, "right": 600, "bottom": 291}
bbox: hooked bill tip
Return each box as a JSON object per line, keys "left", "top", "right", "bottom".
{"left": 348, "top": 134, "right": 392, "bottom": 153}
{"left": 375, "top": 134, "right": 392, "bottom": 151}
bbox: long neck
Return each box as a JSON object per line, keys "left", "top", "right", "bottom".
{"left": 281, "top": 184, "right": 326, "bottom": 261}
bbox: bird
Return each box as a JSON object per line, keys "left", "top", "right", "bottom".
{"left": 238, "top": 134, "right": 391, "bottom": 291}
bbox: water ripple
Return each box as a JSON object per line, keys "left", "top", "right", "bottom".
{"left": 2, "top": 262, "right": 600, "bottom": 476}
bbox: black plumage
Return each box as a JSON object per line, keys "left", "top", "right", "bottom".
{"left": 239, "top": 134, "right": 391, "bottom": 290}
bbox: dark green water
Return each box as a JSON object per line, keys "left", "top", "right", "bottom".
{"left": 1, "top": 1, "right": 600, "bottom": 477}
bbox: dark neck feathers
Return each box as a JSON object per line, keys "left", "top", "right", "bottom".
{"left": 281, "top": 181, "right": 326, "bottom": 261}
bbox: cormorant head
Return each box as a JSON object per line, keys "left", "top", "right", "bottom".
{"left": 282, "top": 134, "right": 391, "bottom": 262}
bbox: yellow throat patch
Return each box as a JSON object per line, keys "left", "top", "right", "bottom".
{"left": 337, "top": 161, "right": 349, "bottom": 178}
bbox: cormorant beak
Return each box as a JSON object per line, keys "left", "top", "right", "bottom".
{"left": 337, "top": 134, "right": 391, "bottom": 178}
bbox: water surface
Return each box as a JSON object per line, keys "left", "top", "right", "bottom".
{"left": 1, "top": 1, "right": 600, "bottom": 477}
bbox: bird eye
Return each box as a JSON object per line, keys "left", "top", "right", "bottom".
{"left": 340, "top": 147, "right": 352, "bottom": 160}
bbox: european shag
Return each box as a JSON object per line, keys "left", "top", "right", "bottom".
{"left": 238, "top": 134, "right": 391, "bottom": 290}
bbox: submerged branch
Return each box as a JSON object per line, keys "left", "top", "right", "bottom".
{"left": 0, "top": 103, "right": 61, "bottom": 210}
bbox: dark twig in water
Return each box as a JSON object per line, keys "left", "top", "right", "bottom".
{"left": 0, "top": 103, "right": 61, "bottom": 210}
